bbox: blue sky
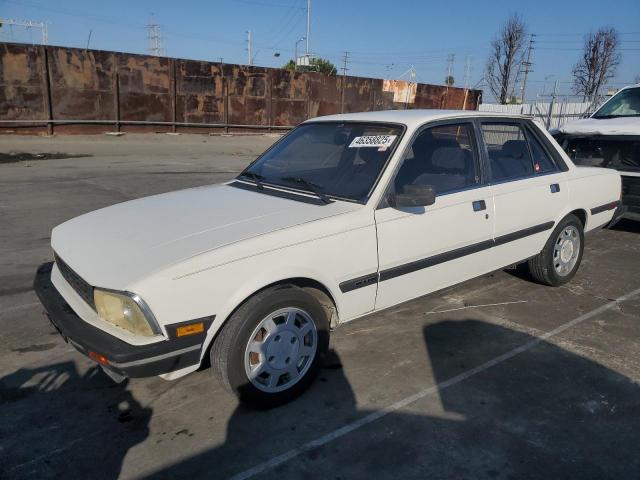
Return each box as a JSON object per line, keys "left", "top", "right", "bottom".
{"left": 1, "top": 0, "right": 639, "bottom": 101}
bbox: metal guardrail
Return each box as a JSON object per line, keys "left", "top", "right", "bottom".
{"left": 0, "top": 119, "right": 295, "bottom": 131}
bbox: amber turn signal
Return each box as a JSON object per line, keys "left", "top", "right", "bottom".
{"left": 176, "top": 322, "right": 205, "bottom": 337}
{"left": 88, "top": 350, "right": 109, "bottom": 365}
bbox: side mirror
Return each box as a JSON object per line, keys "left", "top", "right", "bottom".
{"left": 390, "top": 184, "right": 436, "bottom": 208}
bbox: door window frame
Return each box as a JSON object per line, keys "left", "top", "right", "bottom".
{"left": 474, "top": 118, "right": 567, "bottom": 186}
{"left": 378, "top": 119, "right": 488, "bottom": 209}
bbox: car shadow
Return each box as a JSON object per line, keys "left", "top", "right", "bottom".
{"left": 0, "top": 361, "right": 151, "bottom": 479}
{"left": 610, "top": 218, "right": 640, "bottom": 234}
{"left": 139, "top": 319, "right": 640, "bottom": 479}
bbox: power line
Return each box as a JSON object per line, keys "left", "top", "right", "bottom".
{"left": 536, "top": 47, "right": 640, "bottom": 51}
{"left": 232, "top": 0, "right": 305, "bottom": 8}
{"left": 262, "top": 0, "right": 304, "bottom": 47}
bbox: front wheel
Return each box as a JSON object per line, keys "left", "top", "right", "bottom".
{"left": 528, "top": 214, "right": 584, "bottom": 286}
{"left": 210, "top": 285, "right": 329, "bottom": 408}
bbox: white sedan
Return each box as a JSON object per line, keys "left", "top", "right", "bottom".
{"left": 34, "top": 110, "right": 621, "bottom": 407}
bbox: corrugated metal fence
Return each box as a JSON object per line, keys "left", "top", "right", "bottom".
{"left": 479, "top": 101, "right": 600, "bottom": 129}
{"left": 0, "top": 42, "right": 481, "bottom": 135}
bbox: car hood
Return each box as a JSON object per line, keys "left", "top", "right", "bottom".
{"left": 51, "top": 182, "right": 360, "bottom": 289}
{"left": 558, "top": 117, "right": 640, "bottom": 136}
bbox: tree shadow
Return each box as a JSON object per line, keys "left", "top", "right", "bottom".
{"left": 142, "top": 320, "right": 640, "bottom": 479}
{"left": 0, "top": 361, "right": 151, "bottom": 479}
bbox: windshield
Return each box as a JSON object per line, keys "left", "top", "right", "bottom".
{"left": 593, "top": 87, "right": 640, "bottom": 118}
{"left": 240, "top": 122, "right": 404, "bottom": 203}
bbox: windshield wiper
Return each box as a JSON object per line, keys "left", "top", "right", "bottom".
{"left": 280, "top": 176, "right": 332, "bottom": 204}
{"left": 240, "top": 171, "right": 266, "bottom": 190}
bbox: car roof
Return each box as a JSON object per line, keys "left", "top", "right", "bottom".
{"left": 306, "top": 109, "right": 528, "bottom": 128}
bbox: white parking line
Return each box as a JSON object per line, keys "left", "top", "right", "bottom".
{"left": 424, "top": 300, "right": 528, "bottom": 315}
{"left": 229, "top": 286, "right": 640, "bottom": 480}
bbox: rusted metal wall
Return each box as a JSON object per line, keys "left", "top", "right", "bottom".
{"left": 0, "top": 42, "right": 482, "bottom": 134}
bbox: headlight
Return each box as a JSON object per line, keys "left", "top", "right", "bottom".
{"left": 94, "top": 289, "right": 159, "bottom": 337}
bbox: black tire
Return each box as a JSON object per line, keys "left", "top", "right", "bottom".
{"left": 210, "top": 284, "right": 330, "bottom": 408}
{"left": 528, "top": 214, "right": 584, "bottom": 286}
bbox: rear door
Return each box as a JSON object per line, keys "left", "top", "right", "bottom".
{"left": 479, "top": 119, "right": 568, "bottom": 267}
{"left": 374, "top": 120, "right": 494, "bottom": 310}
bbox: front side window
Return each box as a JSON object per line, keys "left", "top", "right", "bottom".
{"left": 240, "top": 122, "right": 403, "bottom": 202}
{"left": 394, "top": 123, "right": 479, "bottom": 196}
{"left": 481, "top": 123, "right": 534, "bottom": 182}
{"left": 593, "top": 87, "right": 640, "bottom": 119}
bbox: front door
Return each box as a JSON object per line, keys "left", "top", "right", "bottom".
{"left": 374, "top": 121, "right": 495, "bottom": 310}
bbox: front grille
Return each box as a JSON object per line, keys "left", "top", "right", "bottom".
{"left": 622, "top": 176, "right": 640, "bottom": 208}
{"left": 54, "top": 253, "right": 95, "bottom": 310}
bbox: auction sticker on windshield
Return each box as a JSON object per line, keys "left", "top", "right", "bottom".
{"left": 349, "top": 135, "right": 397, "bottom": 150}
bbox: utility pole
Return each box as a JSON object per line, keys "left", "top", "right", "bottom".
{"left": 407, "top": 66, "right": 416, "bottom": 109}
{"left": 0, "top": 18, "right": 48, "bottom": 44}
{"left": 446, "top": 53, "right": 455, "bottom": 85}
{"left": 341, "top": 51, "right": 349, "bottom": 76}
{"left": 294, "top": 37, "right": 305, "bottom": 70}
{"left": 246, "top": 30, "right": 253, "bottom": 65}
{"left": 520, "top": 34, "right": 535, "bottom": 103}
{"left": 305, "top": 0, "right": 311, "bottom": 57}
{"left": 546, "top": 79, "right": 559, "bottom": 129}
{"left": 463, "top": 55, "right": 472, "bottom": 89}
{"left": 147, "top": 15, "right": 165, "bottom": 56}
{"left": 340, "top": 51, "right": 349, "bottom": 113}
{"left": 399, "top": 65, "right": 417, "bottom": 109}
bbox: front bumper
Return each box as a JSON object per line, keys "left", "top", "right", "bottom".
{"left": 33, "top": 262, "right": 213, "bottom": 379}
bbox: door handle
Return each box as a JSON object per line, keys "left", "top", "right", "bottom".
{"left": 472, "top": 200, "right": 487, "bottom": 212}
{"left": 550, "top": 183, "right": 560, "bottom": 193}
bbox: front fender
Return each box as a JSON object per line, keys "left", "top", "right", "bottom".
{"left": 197, "top": 264, "right": 342, "bottom": 364}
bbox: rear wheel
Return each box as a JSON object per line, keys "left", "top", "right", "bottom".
{"left": 211, "top": 285, "right": 329, "bottom": 408}
{"left": 528, "top": 214, "right": 584, "bottom": 286}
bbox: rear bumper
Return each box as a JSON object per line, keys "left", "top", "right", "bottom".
{"left": 33, "top": 262, "right": 213, "bottom": 379}
{"left": 610, "top": 204, "right": 640, "bottom": 225}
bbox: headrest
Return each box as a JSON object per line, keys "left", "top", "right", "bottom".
{"left": 502, "top": 140, "right": 528, "bottom": 159}
{"left": 431, "top": 147, "right": 468, "bottom": 170}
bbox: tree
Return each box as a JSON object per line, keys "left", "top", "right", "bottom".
{"left": 572, "top": 27, "right": 621, "bottom": 102}
{"left": 283, "top": 57, "right": 337, "bottom": 76}
{"left": 485, "top": 14, "right": 527, "bottom": 104}
{"left": 445, "top": 75, "right": 455, "bottom": 86}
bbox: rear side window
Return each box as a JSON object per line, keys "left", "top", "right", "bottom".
{"left": 526, "top": 129, "right": 557, "bottom": 173}
{"left": 481, "top": 123, "right": 533, "bottom": 182}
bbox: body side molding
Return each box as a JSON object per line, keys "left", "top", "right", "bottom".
{"left": 590, "top": 201, "right": 620, "bottom": 216}
{"left": 341, "top": 221, "right": 556, "bottom": 292}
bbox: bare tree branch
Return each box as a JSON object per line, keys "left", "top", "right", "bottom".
{"left": 572, "top": 27, "right": 621, "bottom": 102}
{"left": 485, "top": 14, "right": 527, "bottom": 104}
